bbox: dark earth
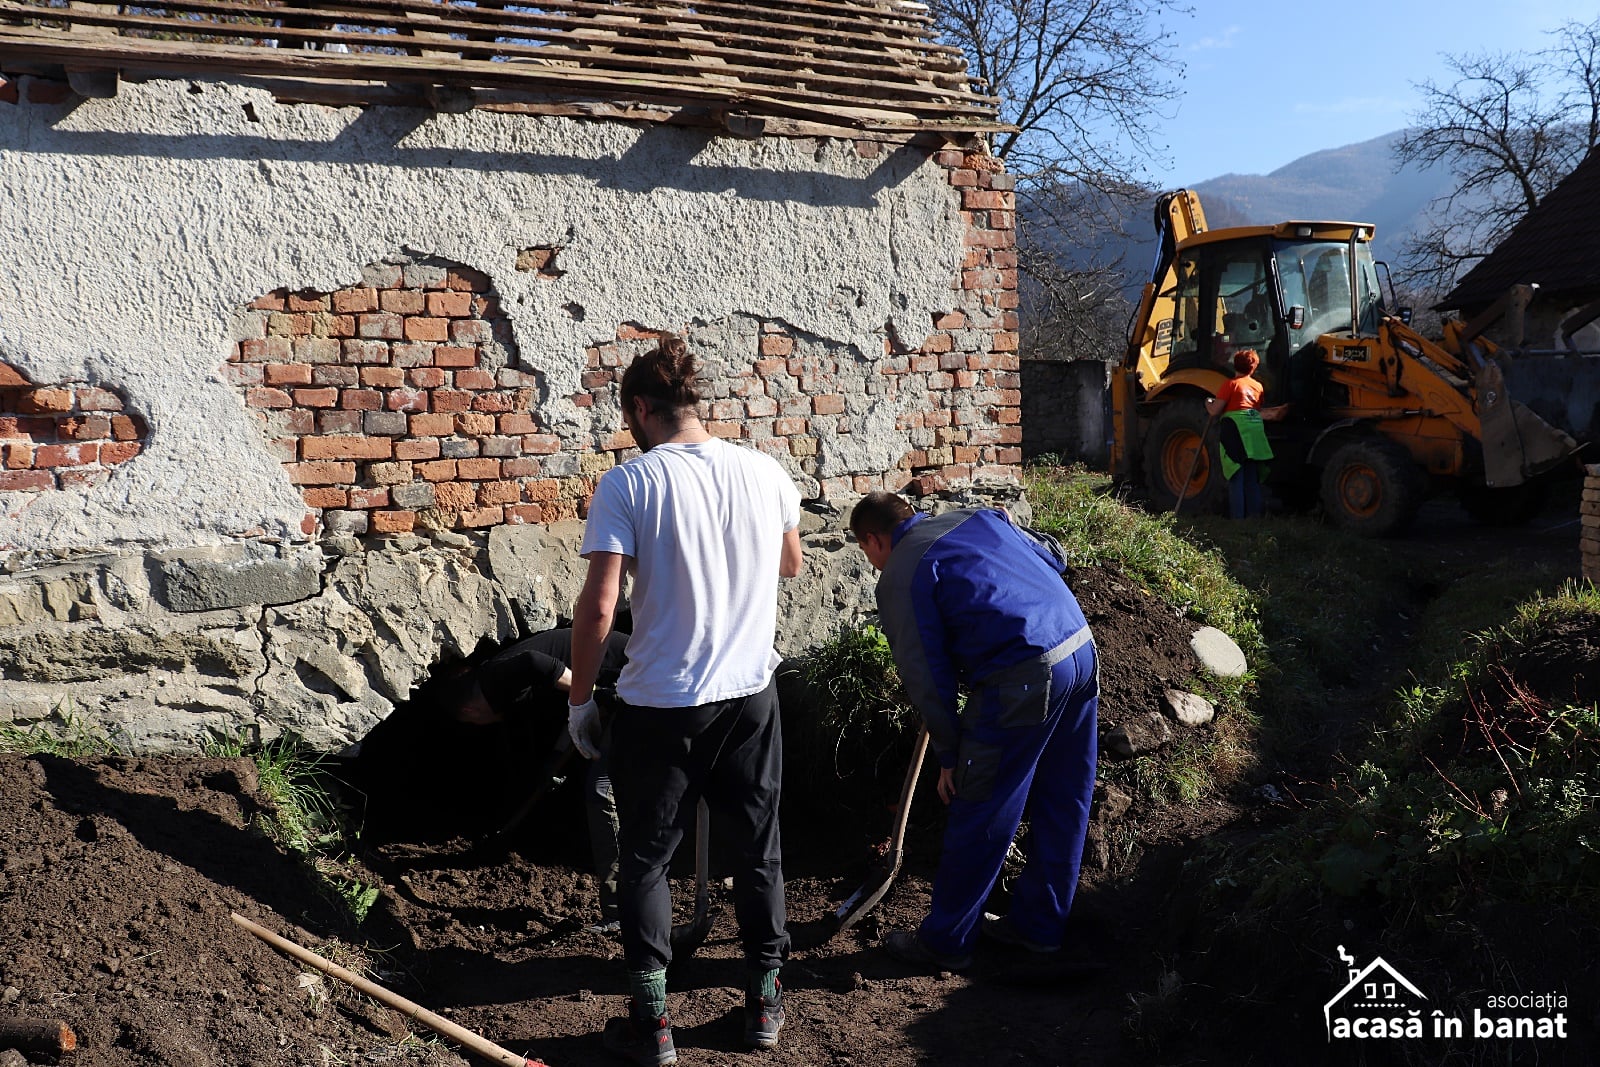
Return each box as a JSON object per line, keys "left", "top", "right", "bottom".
{"left": 2, "top": 512, "right": 1597, "bottom": 1067}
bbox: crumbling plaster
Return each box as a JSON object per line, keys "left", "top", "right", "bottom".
{"left": 0, "top": 76, "right": 965, "bottom": 553}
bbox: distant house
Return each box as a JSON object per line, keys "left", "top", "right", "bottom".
{"left": 0, "top": 1, "right": 1021, "bottom": 750}
{"left": 1438, "top": 147, "right": 1600, "bottom": 350}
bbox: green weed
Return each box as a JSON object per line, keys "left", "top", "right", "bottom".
{"left": 0, "top": 709, "right": 124, "bottom": 757}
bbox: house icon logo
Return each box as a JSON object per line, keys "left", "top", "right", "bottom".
{"left": 1324, "top": 945, "right": 1428, "bottom": 1040}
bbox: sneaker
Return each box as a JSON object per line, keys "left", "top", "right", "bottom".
{"left": 882, "top": 929, "right": 973, "bottom": 971}
{"left": 980, "top": 912, "right": 1060, "bottom": 954}
{"left": 602, "top": 1001, "right": 677, "bottom": 1066}
{"left": 744, "top": 980, "right": 785, "bottom": 1050}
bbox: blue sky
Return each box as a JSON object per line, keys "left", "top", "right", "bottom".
{"left": 1141, "top": 0, "right": 1598, "bottom": 187}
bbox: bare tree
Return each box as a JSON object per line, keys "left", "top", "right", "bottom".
{"left": 1396, "top": 17, "right": 1600, "bottom": 295}
{"left": 929, "top": 0, "right": 1187, "bottom": 360}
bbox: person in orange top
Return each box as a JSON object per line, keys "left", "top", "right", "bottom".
{"left": 1204, "top": 349, "right": 1286, "bottom": 518}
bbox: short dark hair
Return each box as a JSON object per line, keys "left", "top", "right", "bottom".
{"left": 620, "top": 334, "right": 700, "bottom": 416}
{"left": 849, "top": 490, "right": 915, "bottom": 539}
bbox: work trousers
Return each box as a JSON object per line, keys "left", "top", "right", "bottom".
{"left": 1228, "top": 462, "right": 1264, "bottom": 519}
{"left": 918, "top": 637, "right": 1099, "bottom": 956}
{"left": 609, "top": 677, "right": 788, "bottom": 974}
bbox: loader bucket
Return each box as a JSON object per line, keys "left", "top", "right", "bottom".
{"left": 1475, "top": 360, "right": 1579, "bottom": 487}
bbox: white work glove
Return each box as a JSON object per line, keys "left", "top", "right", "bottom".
{"left": 567, "top": 697, "right": 603, "bottom": 760}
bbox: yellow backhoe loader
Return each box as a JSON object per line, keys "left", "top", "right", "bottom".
{"left": 1109, "top": 190, "right": 1580, "bottom": 535}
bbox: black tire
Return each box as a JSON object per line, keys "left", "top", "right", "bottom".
{"left": 1142, "top": 397, "right": 1223, "bottom": 514}
{"left": 1459, "top": 481, "right": 1549, "bottom": 526}
{"left": 1318, "top": 437, "right": 1424, "bottom": 536}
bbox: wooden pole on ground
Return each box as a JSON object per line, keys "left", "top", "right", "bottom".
{"left": 0, "top": 1015, "right": 76, "bottom": 1062}
{"left": 230, "top": 913, "right": 544, "bottom": 1067}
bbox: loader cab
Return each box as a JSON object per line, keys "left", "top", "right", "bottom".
{"left": 1157, "top": 230, "right": 1383, "bottom": 410}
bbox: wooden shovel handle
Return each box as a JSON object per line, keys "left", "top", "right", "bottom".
{"left": 231, "top": 913, "right": 543, "bottom": 1067}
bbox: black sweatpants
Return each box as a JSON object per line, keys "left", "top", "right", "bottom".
{"left": 609, "top": 677, "right": 788, "bottom": 974}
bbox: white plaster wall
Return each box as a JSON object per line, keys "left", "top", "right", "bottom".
{"left": 0, "top": 77, "right": 965, "bottom": 553}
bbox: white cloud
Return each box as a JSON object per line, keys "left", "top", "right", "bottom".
{"left": 1189, "top": 26, "right": 1240, "bottom": 52}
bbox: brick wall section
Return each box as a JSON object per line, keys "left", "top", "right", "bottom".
{"left": 224, "top": 146, "right": 1021, "bottom": 537}
{"left": 227, "top": 261, "right": 583, "bottom": 537}
{"left": 878, "top": 147, "right": 1021, "bottom": 498}
{"left": 0, "top": 362, "right": 148, "bottom": 492}
{"left": 1583, "top": 465, "right": 1600, "bottom": 583}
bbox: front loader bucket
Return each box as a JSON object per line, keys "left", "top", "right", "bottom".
{"left": 1475, "top": 360, "right": 1580, "bottom": 487}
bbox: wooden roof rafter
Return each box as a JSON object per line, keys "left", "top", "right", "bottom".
{"left": 0, "top": 0, "right": 1006, "bottom": 135}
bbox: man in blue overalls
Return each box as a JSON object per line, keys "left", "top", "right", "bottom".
{"left": 849, "top": 491, "right": 1098, "bottom": 968}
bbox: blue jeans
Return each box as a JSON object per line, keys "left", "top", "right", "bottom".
{"left": 918, "top": 639, "right": 1099, "bottom": 955}
{"left": 1228, "top": 461, "right": 1264, "bottom": 518}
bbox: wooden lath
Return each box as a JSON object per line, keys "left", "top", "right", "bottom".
{"left": 0, "top": 0, "right": 1004, "bottom": 132}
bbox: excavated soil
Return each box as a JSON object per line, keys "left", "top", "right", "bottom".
{"left": 0, "top": 563, "right": 1220, "bottom": 1067}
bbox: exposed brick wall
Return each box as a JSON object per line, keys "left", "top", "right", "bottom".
{"left": 219, "top": 145, "right": 1020, "bottom": 538}
{"left": 226, "top": 259, "right": 569, "bottom": 537}
{"left": 0, "top": 363, "right": 148, "bottom": 492}
{"left": 1584, "top": 465, "right": 1600, "bottom": 584}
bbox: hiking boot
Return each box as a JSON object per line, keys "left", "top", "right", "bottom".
{"left": 744, "top": 980, "right": 785, "bottom": 1050}
{"left": 602, "top": 1001, "right": 677, "bottom": 1066}
{"left": 980, "top": 912, "right": 1060, "bottom": 953}
{"left": 882, "top": 929, "right": 973, "bottom": 971}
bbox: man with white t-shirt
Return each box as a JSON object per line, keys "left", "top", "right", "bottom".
{"left": 566, "top": 335, "right": 804, "bottom": 1066}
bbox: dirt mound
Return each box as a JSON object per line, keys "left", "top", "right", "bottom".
{"left": 0, "top": 563, "right": 1209, "bottom": 1067}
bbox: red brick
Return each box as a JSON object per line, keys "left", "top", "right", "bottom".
{"left": 921, "top": 333, "right": 954, "bottom": 354}
{"left": 478, "top": 480, "right": 521, "bottom": 506}
{"left": 812, "top": 395, "right": 846, "bottom": 416}
{"left": 34, "top": 443, "right": 98, "bottom": 467}
{"left": 418, "top": 459, "right": 458, "bottom": 481}
{"left": 459, "top": 505, "right": 504, "bottom": 528}
{"left": 293, "top": 387, "right": 338, "bottom": 408}
{"left": 963, "top": 189, "right": 1014, "bottom": 211}
{"left": 993, "top": 332, "right": 1019, "bottom": 352}
{"left": 352, "top": 367, "right": 399, "bottom": 389}
{"left": 263, "top": 363, "right": 312, "bottom": 387}
{"left": 301, "top": 514, "right": 318, "bottom": 535}
{"left": 457, "top": 458, "right": 501, "bottom": 480}
{"left": 3, "top": 442, "right": 31, "bottom": 468}
{"left": 359, "top": 313, "right": 404, "bottom": 340}
{"left": 434, "top": 346, "right": 478, "bottom": 369}
{"left": 426, "top": 291, "right": 473, "bottom": 317}
{"left": 371, "top": 510, "right": 416, "bottom": 534}
{"left": 432, "top": 390, "right": 473, "bottom": 413}
{"left": 0, "top": 76, "right": 18, "bottom": 106}
{"left": 965, "top": 229, "right": 1015, "bottom": 250}
{"left": 433, "top": 481, "right": 475, "bottom": 509}
{"left": 341, "top": 389, "right": 383, "bottom": 411}
{"left": 759, "top": 335, "right": 794, "bottom": 358}
{"left": 59, "top": 414, "right": 111, "bottom": 441}
{"left": 395, "top": 438, "right": 441, "bottom": 461}
{"left": 70, "top": 387, "right": 122, "bottom": 412}
{"left": 502, "top": 457, "right": 541, "bottom": 478}
{"left": 604, "top": 430, "right": 636, "bottom": 451}
{"left": 450, "top": 320, "right": 492, "bottom": 345}
{"left": 523, "top": 435, "right": 561, "bottom": 455}
{"left": 445, "top": 266, "right": 490, "bottom": 292}
{"left": 571, "top": 393, "right": 593, "bottom": 408}
{"left": 349, "top": 487, "right": 390, "bottom": 509}
{"left": 774, "top": 417, "right": 809, "bottom": 436}
{"left": 949, "top": 169, "right": 980, "bottom": 187}
{"left": 456, "top": 412, "right": 496, "bottom": 436}
{"left": 523, "top": 479, "right": 560, "bottom": 503}
{"left": 111, "top": 415, "right": 144, "bottom": 441}
{"left": 324, "top": 314, "right": 358, "bottom": 338}
{"left": 0, "top": 470, "right": 52, "bottom": 490}
{"left": 452, "top": 369, "right": 493, "bottom": 391}
{"left": 934, "top": 149, "right": 965, "bottom": 167}
{"left": 301, "top": 436, "right": 392, "bottom": 461}
{"left": 287, "top": 460, "right": 356, "bottom": 485}
{"left": 380, "top": 289, "right": 426, "bottom": 315}
{"left": 499, "top": 413, "right": 537, "bottom": 435}
{"left": 406, "top": 367, "right": 447, "bottom": 389}
{"left": 16, "top": 388, "right": 71, "bottom": 414}
{"left": 303, "top": 487, "right": 349, "bottom": 509}
{"left": 331, "top": 288, "right": 378, "bottom": 314}
{"left": 388, "top": 389, "right": 429, "bottom": 414}
{"left": 504, "top": 504, "right": 544, "bottom": 524}
{"left": 408, "top": 412, "right": 454, "bottom": 436}
{"left": 250, "top": 290, "right": 288, "bottom": 312}
{"left": 247, "top": 387, "right": 293, "bottom": 409}
{"left": 404, "top": 316, "right": 450, "bottom": 343}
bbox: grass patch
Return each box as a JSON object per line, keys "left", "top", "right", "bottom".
{"left": 0, "top": 709, "right": 125, "bottom": 757}
{"left": 204, "top": 727, "right": 377, "bottom": 923}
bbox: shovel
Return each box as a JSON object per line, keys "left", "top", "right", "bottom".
{"left": 669, "top": 797, "right": 713, "bottom": 959}
{"left": 832, "top": 725, "right": 929, "bottom": 934}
